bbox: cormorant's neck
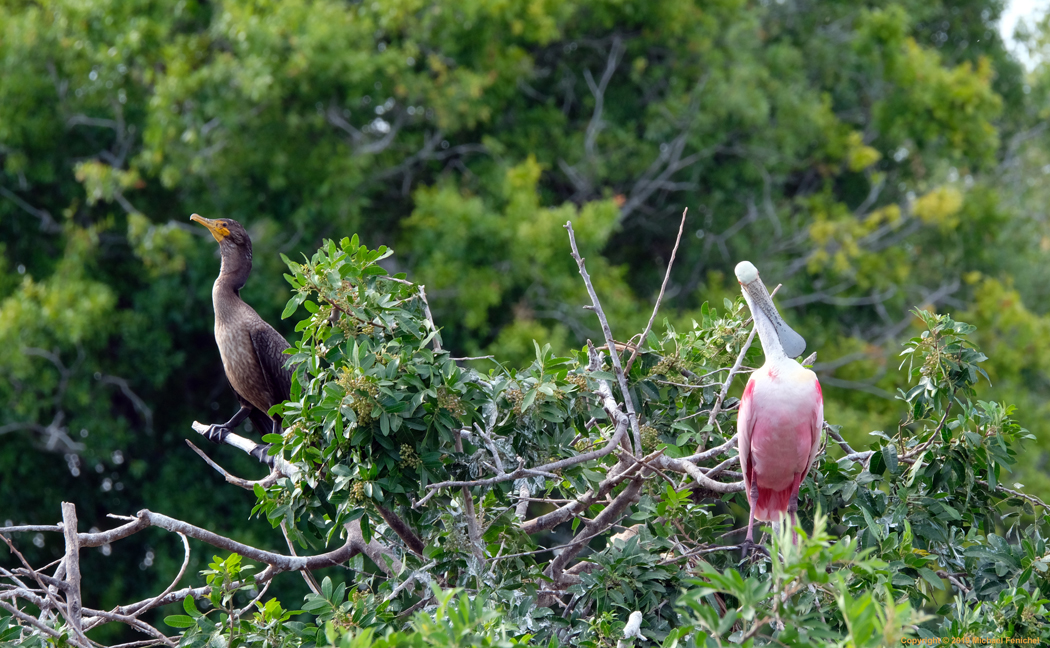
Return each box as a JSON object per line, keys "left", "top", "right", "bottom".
{"left": 215, "top": 243, "right": 252, "bottom": 297}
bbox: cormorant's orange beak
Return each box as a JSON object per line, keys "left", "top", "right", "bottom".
{"left": 190, "top": 214, "right": 230, "bottom": 243}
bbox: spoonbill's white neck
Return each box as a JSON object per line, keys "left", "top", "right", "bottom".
{"left": 734, "top": 261, "right": 806, "bottom": 362}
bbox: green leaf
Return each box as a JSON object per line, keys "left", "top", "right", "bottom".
{"left": 164, "top": 615, "right": 196, "bottom": 628}
{"left": 917, "top": 567, "right": 944, "bottom": 590}
{"left": 884, "top": 444, "right": 899, "bottom": 474}
{"left": 183, "top": 596, "right": 201, "bottom": 618}
{"left": 869, "top": 450, "right": 886, "bottom": 476}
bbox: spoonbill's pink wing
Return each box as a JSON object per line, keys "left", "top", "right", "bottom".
{"left": 801, "top": 380, "right": 824, "bottom": 483}
{"left": 738, "top": 371, "right": 823, "bottom": 521}
{"left": 737, "top": 378, "right": 757, "bottom": 506}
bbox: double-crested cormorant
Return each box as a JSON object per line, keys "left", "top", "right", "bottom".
{"left": 191, "top": 214, "right": 293, "bottom": 449}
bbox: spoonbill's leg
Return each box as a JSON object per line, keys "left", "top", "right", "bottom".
{"left": 741, "top": 481, "right": 760, "bottom": 558}
{"left": 787, "top": 472, "right": 803, "bottom": 545}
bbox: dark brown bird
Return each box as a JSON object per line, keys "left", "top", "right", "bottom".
{"left": 191, "top": 214, "right": 292, "bottom": 454}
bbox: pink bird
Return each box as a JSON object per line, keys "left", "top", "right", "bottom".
{"left": 734, "top": 261, "right": 823, "bottom": 553}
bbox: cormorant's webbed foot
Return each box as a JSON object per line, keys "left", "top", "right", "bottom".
{"left": 202, "top": 424, "right": 234, "bottom": 445}
{"left": 249, "top": 443, "right": 274, "bottom": 466}
{"left": 200, "top": 405, "right": 252, "bottom": 445}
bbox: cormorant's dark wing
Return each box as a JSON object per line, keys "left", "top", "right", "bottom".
{"left": 249, "top": 325, "right": 293, "bottom": 413}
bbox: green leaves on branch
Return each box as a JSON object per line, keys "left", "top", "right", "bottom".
{"left": 899, "top": 310, "right": 990, "bottom": 418}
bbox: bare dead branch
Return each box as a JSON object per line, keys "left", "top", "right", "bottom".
{"left": 60, "top": 503, "right": 87, "bottom": 646}
{"left": 515, "top": 483, "right": 531, "bottom": 521}
{"left": 564, "top": 220, "right": 644, "bottom": 455}
{"left": 658, "top": 455, "right": 745, "bottom": 494}
{"left": 373, "top": 504, "right": 424, "bottom": 558}
{"left": 189, "top": 422, "right": 300, "bottom": 480}
{"left": 582, "top": 36, "right": 624, "bottom": 164}
{"left": 79, "top": 516, "right": 150, "bottom": 548}
{"left": 1, "top": 525, "right": 63, "bottom": 535}
{"left": 976, "top": 480, "right": 1050, "bottom": 514}
{"left": 1, "top": 530, "right": 71, "bottom": 637}
{"left": 233, "top": 579, "right": 272, "bottom": 620}
{"left": 416, "top": 404, "right": 629, "bottom": 507}
{"left": 129, "top": 509, "right": 356, "bottom": 576}
{"left": 81, "top": 606, "right": 175, "bottom": 647}
{"left": 0, "top": 186, "right": 60, "bottom": 232}
{"left": 520, "top": 459, "right": 641, "bottom": 536}
{"left": 473, "top": 422, "right": 506, "bottom": 476}
{"left": 702, "top": 455, "right": 740, "bottom": 480}
{"left": 547, "top": 477, "right": 643, "bottom": 585}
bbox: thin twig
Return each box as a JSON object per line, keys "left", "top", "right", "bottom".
{"left": 0, "top": 525, "right": 63, "bottom": 535}
{"left": 657, "top": 544, "right": 743, "bottom": 565}
{"left": 455, "top": 431, "right": 486, "bottom": 568}
{"left": 1, "top": 532, "right": 71, "bottom": 641}
{"left": 976, "top": 480, "right": 1050, "bottom": 513}
{"left": 417, "top": 285, "right": 442, "bottom": 352}
{"left": 184, "top": 440, "right": 282, "bottom": 489}
{"left": 625, "top": 207, "right": 687, "bottom": 373}
{"left": 280, "top": 522, "right": 322, "bottom": 595}
{"left": 902, "top": 402, "right": 953, "bottom": 460}
{"left": 658, "top": 456, "right": 744, "bottom": 494}
{"left": 416, "top": 413, "right": 630, "bottom": 507}
{"left": 85, "top": 533, "right": 191, "bottom": 631}
{"left": 233, "top": 580, "right": 272, "bottom": 619}
{"left": 690, "top": 322, "right": 757, "bottom": 454}
{"left": 0, "top": 600, "right": 62, "bottom": 639}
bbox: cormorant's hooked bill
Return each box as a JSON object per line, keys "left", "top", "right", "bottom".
{"left": 190, "top": 213, "right": 231, "bottom": 243}
{"left": 734, "top": 261, "right": 806, "bottom": 359}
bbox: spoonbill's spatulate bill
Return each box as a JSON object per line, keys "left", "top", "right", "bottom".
{"left": 734, "top": 261, "right": 823, "bottom": 552}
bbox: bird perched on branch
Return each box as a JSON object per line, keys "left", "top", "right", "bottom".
{"left": 191, "top": 214, "right": 292, "bottom": 453}
{"left": 734, "top": 261, "right": 823, "bottom": 554}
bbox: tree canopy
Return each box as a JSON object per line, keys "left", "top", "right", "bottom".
{"left": 2, "top": 0, "right": 1050, "bottom": 645}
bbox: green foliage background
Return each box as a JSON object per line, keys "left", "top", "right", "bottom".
{"left": 4, "top": 0, "right": 1050, "bottom": 642}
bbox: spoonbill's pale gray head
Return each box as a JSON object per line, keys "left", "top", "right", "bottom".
{"left": 734, "top": 261, "right": 806, "bottom": 360}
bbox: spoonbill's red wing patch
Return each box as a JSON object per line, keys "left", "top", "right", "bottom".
{"left": 754, "top": 480, "right": 797, "bottom": 522}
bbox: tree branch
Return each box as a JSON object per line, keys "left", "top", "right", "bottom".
{"left": 625, "top": 207, "right": 687, "bottom": 373}
{"left": 565, "top": 220, "right": 644, "bottom": 455}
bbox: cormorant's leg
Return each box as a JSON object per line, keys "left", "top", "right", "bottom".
{"left": 202, "top": 405, "right": 252, "bottom": 444}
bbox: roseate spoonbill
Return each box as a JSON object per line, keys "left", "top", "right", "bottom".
{"left": 734, "top": 261, "right": 823, "bottom": 553}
